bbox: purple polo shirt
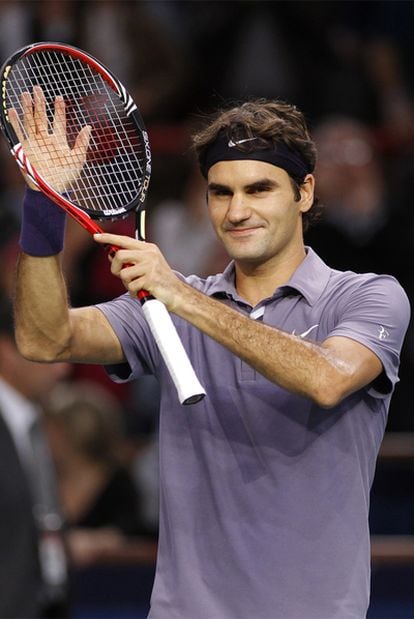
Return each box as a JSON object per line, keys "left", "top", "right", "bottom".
{"left": 97, "top": 248, "right": 410, "bottom": 619}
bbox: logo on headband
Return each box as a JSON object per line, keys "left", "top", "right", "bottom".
{"left": 228, "top": 137, "right": 259, "bottom": 148}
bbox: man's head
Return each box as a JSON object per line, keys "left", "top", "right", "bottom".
{"left": 193, "top": 99, "right": 322, "bottom": 232}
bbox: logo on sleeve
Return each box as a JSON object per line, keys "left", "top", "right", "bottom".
{"left": 378, "top": 326, "right": 390, "bottom": 340}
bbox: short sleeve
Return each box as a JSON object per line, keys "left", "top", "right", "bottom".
{"left": 327, "top": 275, "right": 411, "bottom": 397}
{"left": 96, "top": 293, "right": 160, "bottom": 383}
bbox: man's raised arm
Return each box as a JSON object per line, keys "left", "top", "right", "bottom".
{"left": 9, "top": 87, "right": 124, "bottom": 365}
{"left": 15, "top": 250, "right": 123, "bottom": 365}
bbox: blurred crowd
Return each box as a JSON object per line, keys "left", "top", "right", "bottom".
{"left": 0, "top": 1, "right": 414, "bottom": 616}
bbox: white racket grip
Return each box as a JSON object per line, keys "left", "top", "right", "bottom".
{"left": 142, "top": 298, "right": 206, "bottom": 405}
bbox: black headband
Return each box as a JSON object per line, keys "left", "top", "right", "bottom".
{"left": 199, "top": 130, "right": 313, "bottom": 180}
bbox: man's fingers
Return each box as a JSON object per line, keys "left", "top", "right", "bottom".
{"left": 33, "top": 86, "right": 48, "bottom": 137}
{"left": 52, "top": 95, "right": 67, "bottom": 141}
{"left": 72, "top": 125, "right": 92, "bottom": 167}
{"left": 21, "top": 91, "right": 36, "bottom": 138}
{"left": 7, "top": 108, "right": 25, "bottom": 143}
{"left": 94, "top": 232, "right": 145, "bottom": 249}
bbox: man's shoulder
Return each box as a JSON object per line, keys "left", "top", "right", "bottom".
{"left": 330, "top": 269, "right": 405, "bottom": 294}
{"left": 321, "top": 264, "right": 411, "bottom": 328}
{"left": 303, "top": 249, "right": 410, "bottom": 323}
{"left": 295, "top": 248, "right": 408, "bottom": 310}
{"left": 325, "top": 262, "right": 407, "bottom": 299}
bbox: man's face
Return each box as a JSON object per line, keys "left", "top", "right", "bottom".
{"left": 207, "top": 160, "right": 313, "bottom": 268}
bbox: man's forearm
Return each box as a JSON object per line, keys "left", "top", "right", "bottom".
{"left": 171, "top": 282, "right": 352, "bottom": 407}
{"left": 14, "top": 252, "right": 73, "bottom": 361}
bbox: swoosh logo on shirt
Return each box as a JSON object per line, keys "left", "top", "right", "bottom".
{"left": 292, "top": 324, "right": 319, "bottom": 338}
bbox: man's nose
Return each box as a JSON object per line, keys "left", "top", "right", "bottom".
{"left": 226, "top": 193, "right": 251, "bottom": 223}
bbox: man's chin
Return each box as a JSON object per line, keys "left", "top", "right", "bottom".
{"left": 227, "top": 249, "right": 266, "bottom": 266}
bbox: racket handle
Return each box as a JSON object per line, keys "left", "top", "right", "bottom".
{"left": 103, "top": 244, "right": 204, "bottom": 404}
{"left": 141, "top": 298, "right": 206, "bottom": 405}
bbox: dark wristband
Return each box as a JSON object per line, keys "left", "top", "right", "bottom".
{"left": 19, "top": 188, "right": 66, "bottom": 256}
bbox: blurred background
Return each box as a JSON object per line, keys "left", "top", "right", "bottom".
{"left": 0, "top": 1, "right": 413, "bottom": 617}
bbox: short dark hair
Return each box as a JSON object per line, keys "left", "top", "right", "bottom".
{"left": 192, "top": 99, "right": 323, "bottom": 231}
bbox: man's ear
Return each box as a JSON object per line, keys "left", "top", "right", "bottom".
{"left": 299, "top": 174, "right": 315, "bottom": 214}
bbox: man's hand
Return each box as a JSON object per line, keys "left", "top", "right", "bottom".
{"left": 94, "top": 232, "right": 186, "bottom": 311}
{"left": 8, "top": 85, "right": 91, "bottom": 191}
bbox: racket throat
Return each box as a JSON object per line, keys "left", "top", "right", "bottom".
{"left": 138, "top": 290, "right": 154, "bottom": 303}
{"left": 136, "top": 210, "right": 146, "bottom": 241}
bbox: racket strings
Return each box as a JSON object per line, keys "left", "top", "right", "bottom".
{"left": 6, "top": 49, "right": 147, "bottom": 217}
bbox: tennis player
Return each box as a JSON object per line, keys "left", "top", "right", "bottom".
{"left": 14, "top": 99, "right": 410, "bottom": 618}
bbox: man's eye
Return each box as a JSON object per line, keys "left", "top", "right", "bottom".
{"left": 211, "top": 189, "right": 231, "bottom": 197}
{"left": 248, "top": 186, "right": 268, "bottom": 194}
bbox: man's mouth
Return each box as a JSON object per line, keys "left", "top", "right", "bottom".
{"left": 225, "top": 226, "right": 262, "bottom": 237}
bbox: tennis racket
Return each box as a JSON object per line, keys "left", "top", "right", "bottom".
{"left": 0, "top": 42, "right": 205, "bottom": 405}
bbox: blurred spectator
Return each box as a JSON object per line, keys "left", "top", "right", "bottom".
{"left": 307, "top": 114, "right": 414, "bottom": 287}
{"left": 0, "top": 296, "right": 70, "bottom": 618}
{"left": 44, "top": 381, "right": 157, "bottom": 569}
{"left": 307, "top": 116, "right": 388, "bottom": 267}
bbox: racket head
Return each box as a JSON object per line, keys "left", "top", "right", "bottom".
{"left": 0, "top": 42, "right": 151, "bottom": 225}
